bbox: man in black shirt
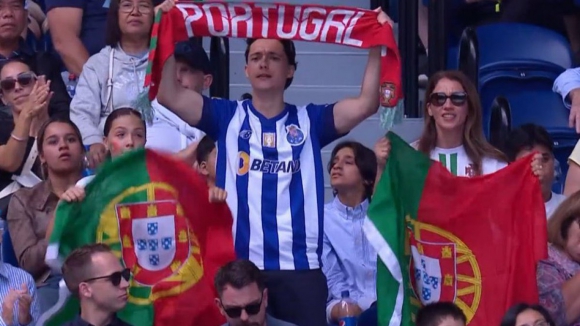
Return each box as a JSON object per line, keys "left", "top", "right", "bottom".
{"left": 61, "top": 244, "right": 133, "bottom": 326}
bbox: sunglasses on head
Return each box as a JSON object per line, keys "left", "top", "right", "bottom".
{"left": 221, "top": 295, "right": 263, "bottom": 318}
{"left": 83, "top": 268, "right": 131, "bottom": 287}
{"left": 429, "top": 91, "right": 467, "bottom": 107}
{"left": 0, "top": 71, "right": 37, "bottom": 92}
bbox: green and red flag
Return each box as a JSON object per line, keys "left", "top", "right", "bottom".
{"left": 364, "top": 132, "right": 548, "bottom": 326}
{"left": 40, "top": 149, "right": 235, "bottom": 326}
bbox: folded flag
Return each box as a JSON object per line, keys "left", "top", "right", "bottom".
{"left": 40, "top": 149, "right": 235, "bottom": 326}
{"left": 364, "top": 133, "right": 548, "bottom": 326}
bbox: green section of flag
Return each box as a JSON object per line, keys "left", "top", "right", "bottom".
{"left": 46, "top": 150, "right": 155, "bottom": 326}
{"left": 364, "top": 132, "right": 432, "bottom": 326}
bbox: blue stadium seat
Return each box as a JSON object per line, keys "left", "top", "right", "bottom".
{"left": 2, "top": 227, "right": 19, "bottom": 267}
{"left": 459, "top": 23, "right": 574, "bottom": 134}
{"left": 459, "top": 23, "right": 577, "bottom": 193}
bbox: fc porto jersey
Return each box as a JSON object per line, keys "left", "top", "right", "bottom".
{"left": 197, "top": 97, "right": 342, "bottom": 270}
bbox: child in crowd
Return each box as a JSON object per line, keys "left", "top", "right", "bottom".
{"left": 322, "top": 140, "right": 378, "bottom": 324}
{"left": 416, "top": 302, "right": 467, "bottom": 326}
{"left": 503, "top": 123, "right": 566, "bottom": 219}
{"left": 195, "top": 135, "right": 217, "bottom": 187}
{"left": 60, "top": 108, "right": 225, "bottom": 202}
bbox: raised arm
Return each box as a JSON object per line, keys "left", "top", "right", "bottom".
{"left": 332, "top": 47, "right": 381, "bottom": 135}
{"left": 157, "top": 56, "right": 204, "bottom": 126}
{"left": 46, "top": 6, "right": 88, "bottom": 76}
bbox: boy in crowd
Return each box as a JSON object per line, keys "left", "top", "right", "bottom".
{"left": 196, "top": 135, "right": 217, "bottom": 187}
{"left": 504, "top": 123, "right": 566, "bottom": 219}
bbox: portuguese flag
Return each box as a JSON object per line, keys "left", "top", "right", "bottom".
{"left": 40, "top": 149, "right": 235, "bottom": 326}
{"left": 363, "top": 133, "right": 548, "bottom": 326}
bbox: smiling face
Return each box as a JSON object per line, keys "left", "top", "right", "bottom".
{"left": 0, "top": 0, "right": 26, "bottom": 42}
{"left": 427, "top": 78, "right": 469, "bottom": 134}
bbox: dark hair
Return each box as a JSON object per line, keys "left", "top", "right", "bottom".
{"left": 62, "top": 243, "right": 113, "bottom": 295}
{"left": 105, "top": 0, "right": 163, "bottom": 46}
{"left": 500, "top": 303, "right": 556, "bottom": 326}
{"left": 103, "top": 107, "right": 145, "bottom": 137}
{"left": 327, "top": 141, "right": 377, "bottom": 201}
{"left": 37, "top": 117, "right": 85, "bottom": 156}
{"left": 504, "top": 123, "right": 554, "bottom": 162}
{"left": 240, "top": 93, "right": 253, "bottom": 101}
{"left": 196, "top": 135, "right": 215, "bottom": 164}
{"left": 418, "top": 70, "right": 507, "bottom": 175}
{"left": 244, "top": 39, "right": 297, "bottom": 90}
{"left": 214, "top": 259, "right": 265, "bottom": 297}
{"left": 0, "top": 58, "right": 29, "bottom": 76}
{"left": 416, "top": 302, "right": 466, "bottom": 326}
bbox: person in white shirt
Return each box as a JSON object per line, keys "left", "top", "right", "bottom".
{"left": 414, "top": 70, "right": 507, "bottom": 176}
{"left": 414, "top": 70, "right": 544, "bottom": 179}
{"left": 504, "top": 124, "right": 566, "bottom": 219}
{"left": 147, "top": 39, "right": 211, "bottom": 154}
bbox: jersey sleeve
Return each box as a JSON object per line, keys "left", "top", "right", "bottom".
{"left": 45, "top": 0, "right": 85, "bottom": 10}
{"left": 196, "top": 97, "right": 238, "bottom": 141}
{"left": 306, "top": 103, "right": 347, "bottom": 148}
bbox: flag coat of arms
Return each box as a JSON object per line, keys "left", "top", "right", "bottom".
{"left": 42, "top": 149, "right": 235, "bottom": 326}
{"left": 364, "top": 133, "right": 548, "bottom": 326}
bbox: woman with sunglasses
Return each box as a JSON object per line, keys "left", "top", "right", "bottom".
{"left": 6, "top": 117, "right": 85, "bottom": 314}
{"left": 415, "top": 70, "right": 509, "bottom": 176}
{"left": 70, "top": 0, "right": 175, "bottom": 170}
{"left": 0, "top": 59, "right": 52, "bottom": 215}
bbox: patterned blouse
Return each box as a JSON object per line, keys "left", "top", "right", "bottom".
{"left": 537, "top": 244, "right": 580, "bottom": 326}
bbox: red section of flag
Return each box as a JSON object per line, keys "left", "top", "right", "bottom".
{"left": 414, "top": 156, "right": 547, "bottom": 325}
{"left": 145, "top": 150, "right": 234, "bottom": 326}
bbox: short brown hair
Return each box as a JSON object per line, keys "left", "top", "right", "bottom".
{"left": 214, "top": 259, "right": 265, "bottom": 297}
{"left": 62, "top": 243, "right": 112, "bottom": 295}
{"left": 547, "top": 191, "right": 580, "bottom": 250}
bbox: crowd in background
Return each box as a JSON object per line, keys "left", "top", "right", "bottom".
{"left": 0, "top": 0, "right": 579, "bottom": 326}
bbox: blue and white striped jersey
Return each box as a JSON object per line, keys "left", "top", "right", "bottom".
{"left": 197, "top": 97, "right": 342, "bottom": 270}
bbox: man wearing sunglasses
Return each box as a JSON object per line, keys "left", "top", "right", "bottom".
{"left": 60, "top": 243, "right": 133, "bottom": 326}
{"left": 215, "top": 259, "right": 297, "bottom": 326}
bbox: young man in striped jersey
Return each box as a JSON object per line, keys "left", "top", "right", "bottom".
{"left": 158, "top": 10, "right": 390, "bottom": 326}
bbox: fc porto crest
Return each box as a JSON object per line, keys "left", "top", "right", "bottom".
{"left": 285, "top": 124, "right": 306, "bottom": 146}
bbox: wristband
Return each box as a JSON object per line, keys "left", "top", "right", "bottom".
{"left": 10, "top": 133, "right": 26, "bottom": 142}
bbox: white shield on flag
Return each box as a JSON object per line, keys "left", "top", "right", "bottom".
{"left": 411, "top": 246, "right": 442, "bottom": 305}
{"left": 132, "top": 215, "right": 176, "bottom": 271}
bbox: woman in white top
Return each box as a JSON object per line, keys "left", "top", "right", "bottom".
{"left": 416, "top": 70, "right": 509, "bottom": 177}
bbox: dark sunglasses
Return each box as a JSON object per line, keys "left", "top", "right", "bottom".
{"left": 221, "top": 295, "right": 263, "bottom": 318}
{"left": 429, "top": 91, "right": 467, "bottom": 107}
{"left": 0, "top": 71, "right": 37, "bottom": 92}
{"left": 83, "top": 268, "right": 131, "bottom": 287}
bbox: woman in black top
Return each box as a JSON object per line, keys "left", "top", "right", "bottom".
{"left": 0, "top": 59, "right": 52, "bottom": 213}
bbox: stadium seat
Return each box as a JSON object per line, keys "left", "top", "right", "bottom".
{"left": 459, "top": 23, "right": 577, "bottom": 193}
{"left": 2, "top": 227, "right": 19, "bottom": 267}
{"left": 459, "top": 23, "right": 574, "bottom": 134}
